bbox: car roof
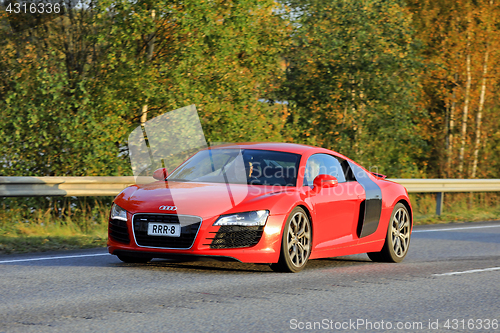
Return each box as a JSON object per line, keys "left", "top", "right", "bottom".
{"left": 206, "top": 142, "right": 318, "bottom": 155}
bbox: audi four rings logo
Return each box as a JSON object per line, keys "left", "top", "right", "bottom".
{"left": 159, "top": 206, "right": 177, "bottom": 211}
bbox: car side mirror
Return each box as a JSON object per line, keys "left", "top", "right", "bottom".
{"left": 153, "top": 168, "right": 168, "bottom": 180}
{"left": 313, "top": 174, "right": 338, "bottom": 189}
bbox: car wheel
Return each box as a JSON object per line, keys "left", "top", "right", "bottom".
{"left": 117, "top": 255, "right": 152, "bottom": 263}
{"left": 368, "top": 203, "right": 411, "bottom": 263}
{"left": 271, "top": 207, "right": 312, "bottom": 273}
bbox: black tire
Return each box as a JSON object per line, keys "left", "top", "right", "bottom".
{"left": 368, "top": 203, "right": 411, "bottom": 263}
{"left": 117, "top": 254, "right": 152, "bottom": 263}
{"left": 271, "top": 207, "right": 312, "bottom": 273}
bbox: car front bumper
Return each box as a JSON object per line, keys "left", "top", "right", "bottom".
{"left": 107, "top": 214, "right": 285, "bottom": 263}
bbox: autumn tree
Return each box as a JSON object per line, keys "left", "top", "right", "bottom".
{"left": 0, "top": 0, "right": 290, "bottom": 176}
{"left": 0, "top": 1, "right": 130, "bottom": 176}
{"left": 407, "top": 0, "right": 500, "bottom": 178}
{"left": 92, "top": 0, "right": 291, "bottom": 146}
{"left": 279, "top": 0, "right": 425, "bottom": 176}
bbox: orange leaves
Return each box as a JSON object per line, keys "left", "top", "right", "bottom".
{"left": 408, "top": 0, "right": 500, "bottom": 177}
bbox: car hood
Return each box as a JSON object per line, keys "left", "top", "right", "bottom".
{"left": 115, "top": 181, "right": 292, "bottom": 219}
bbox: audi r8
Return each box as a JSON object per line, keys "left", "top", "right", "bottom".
{"left": 108, "top": 142, "right": 412, "bottom": 272}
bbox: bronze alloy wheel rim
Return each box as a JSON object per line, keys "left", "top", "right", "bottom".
{"left": 391, "top": 207, "right": 410, "bottom": 258}
{"left": 287, "top": 211, "right": 311, "bottom": 267}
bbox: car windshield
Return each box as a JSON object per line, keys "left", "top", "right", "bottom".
{"left": 168, "top": 149, "right": 301, "bottom": 186}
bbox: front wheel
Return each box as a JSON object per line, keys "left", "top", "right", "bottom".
{"left": 368, "top": 203, "right": 411, "bottom": 263}
{"left": 271, "top": 207, "right": 312, "bottom": 273}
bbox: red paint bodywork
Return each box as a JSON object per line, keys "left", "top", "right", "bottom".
{"left": 108, "top": 143, "right": 412, "bottom": 263}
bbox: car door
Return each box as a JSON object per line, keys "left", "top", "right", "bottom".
{"left": 347, "top": 162, "right": 382, "bottom": 238}
{"left": 305, "top": 154, "right": 364, "bottom": 250}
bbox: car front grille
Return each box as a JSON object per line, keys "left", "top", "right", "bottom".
{"left": 132, "top": 214, "right": 201, "bottom": 249}
{"left": 109, "top": 219, "right": 130, "bottom": 244}
{"left": 208, "top": 226, "right": 264, "bottom": 249}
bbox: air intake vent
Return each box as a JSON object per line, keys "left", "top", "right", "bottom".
{"left": 207, "top": 226, "right": 264, "bottom": 249}
{"left": 109, "top": 219, "right": 130, "bottom": 244}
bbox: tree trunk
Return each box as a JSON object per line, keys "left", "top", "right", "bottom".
{"left": 447, "top": 74, "right": 457, "bottom": 177}
{"left": 471, "top": 0, "right": 493, "bottom": 178}
{"left": 140, "top": 104, "right": 148, "bottom": 125}
{"left": 458, "top": 15, "right": 472, "bottom": 177}
{"left": 471, "top": 49, "right": 489, "bottom": 178}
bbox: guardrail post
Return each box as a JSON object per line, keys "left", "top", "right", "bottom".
{"left": 436, "top": 192, "right": 444, "bottom": 216}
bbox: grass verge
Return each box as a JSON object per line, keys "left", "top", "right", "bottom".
{"left": 0, "top": 235, "right": 107, "bottom": 254}
{"left": 0, "top": 197, "right": 109, "bottom": 254}
{"left": 410, "top": 192, "right": 500, "bottom": 225}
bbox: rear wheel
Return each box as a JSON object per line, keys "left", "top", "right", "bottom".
{"left": 368, "top": 203, "right": 411, "bottom": 263}
{"left": 117, "top": 254, "right": 152, "bottom": 263}
{"left": 271, "top": 207, "right": 311, "bottom": 273}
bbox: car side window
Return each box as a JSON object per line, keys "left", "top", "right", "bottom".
{"left": 303, "top": 154, "right": 347, "bottom": 186}
{"left": 341, "top": 159, "right": 356, "bottom": 182}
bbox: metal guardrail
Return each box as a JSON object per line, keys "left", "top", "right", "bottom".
{"left": 1, "top": 177, "right": 499, "bottom": 215}
{"left": 0, "top": 176, "right": 154, "bottom": 197}
{"left": 389, "top": 179, "right": 500, "bottom": 193}
{"left": 390, "top": 179, "right": 500, "bottom": 215}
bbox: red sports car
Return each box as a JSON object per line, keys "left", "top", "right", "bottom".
{"left": 108, "top": 142, "right": 412, "bottom": 272}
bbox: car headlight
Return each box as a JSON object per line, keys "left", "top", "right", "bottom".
{"left": 111, "top": 203, "right": 128, "bottom": 221}
{"left": 213, "top": 210, "right": 269, "bottom": 227}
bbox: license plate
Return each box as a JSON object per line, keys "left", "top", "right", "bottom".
{"left": 147, "top": 223, "right": 181, "bottom": 237}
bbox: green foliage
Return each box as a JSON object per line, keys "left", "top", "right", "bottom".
{"left": 0, "top": 0, "right": 498, "bottom": 180}
{"left": 280, "top": 0, "right": 427, "bottom": 176}
{"left": 94, "top": 0, "right": 290, "bottom": 146}
{"left": 0, "top": 0, "right": 290, "bottom": 177}
{"left": 0, "top": 6, "right": 131, "bottom": 176}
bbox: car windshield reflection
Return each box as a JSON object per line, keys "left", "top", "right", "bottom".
{"left": 167, "top": 149, "right": 301, "bottom": 186}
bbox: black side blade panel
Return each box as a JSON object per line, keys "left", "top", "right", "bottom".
{"left": 348, "top": 162, "right": 382, "bottom": 238}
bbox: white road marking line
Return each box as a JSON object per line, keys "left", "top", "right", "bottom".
{"left": 434, "top": 267, "right": 500, "bottom": 276}
{"left": 414, "top": 224, "right": 500, "bottom": 277}
{"left": 413, "top": 224, "right": 500, "bottom": 233}
{"left": 0, "top": 253, "right": 110, "bottom": 264}
{"left": 1, "top": 225, "right": 498, "bottom": 264}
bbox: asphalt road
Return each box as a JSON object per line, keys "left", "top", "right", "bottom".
{"left": 1, "top": 221, "right": 499, "bottom": 333}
